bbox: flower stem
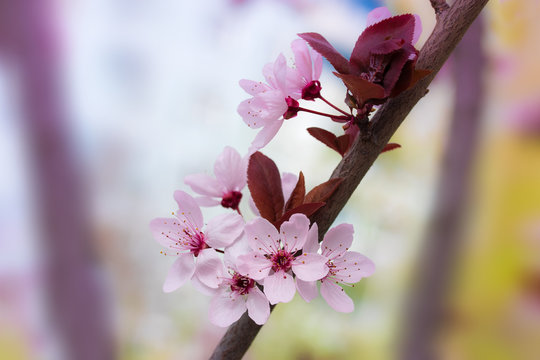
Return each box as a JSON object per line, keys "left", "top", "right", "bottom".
{"left": 319, "top": 94, "right": 351, "bottom": 116}
{"left": 298, "top": 107, "right": 351, "bottom": 121}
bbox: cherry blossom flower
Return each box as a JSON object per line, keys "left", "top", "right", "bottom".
{"left": 209, "top": 245, "right": 270, "bottom": 327}
{"left": 238, "top": 39, "right": 323, "bottom": 153}
{"left": 296, "top": 223, "right": 375, "bottom": 312}
{"left": 184, "top": 146, "right": 247, "bottom": 211}
{"left": 237, "top": 214, "right": 328, "bottom": 304}
{"left": 150, "top": 191, "right": 244, "bottom": 293}
{"left": 238, "top": 54, "right": 296, "bottom": 153}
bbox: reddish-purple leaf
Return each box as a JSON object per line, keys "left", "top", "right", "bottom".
{"left": 307, "top": 128, "right": 355, "bottom": 157}
{"left": 298, "top": 32, "right": 350, "bottom": 74}
{"left": 409, "top": 68, "right": 432, "bottom": 88}
{"left": 305, "top": 178, "right": 344, "bottom": 204}
{"left": 350, "top": 14, "right": 415, "bottom": 68}
{"left": 275, "top": 202, "right": 326, "bottom": 229}
{"left": 381, "top": 143, "right": 401, "bottom": 153}
{"left": 390, "top": 59, "right": 414, "bottom": 97}
{"left": 247, "top": 152, "right": 284, "bottom": 223}
{"left": 381, "top": 47, "right": 413, "bottom": 96}
{"left": 336, "top": 134, "right": 353, "bottom": 156}
{"left": 370, "top": 38, "right": 406, "bottom": 55}
{"left": 391, "top": 65, "right": 431, "bottom": 97}
{"left": 284, "top": 171, "right": 305, "bottom": 213}
{"left": 307, "top": 127, "right": 340, "bottom": 153}
{"left": 333, "top": 72, "right": 386, "bottom": 104}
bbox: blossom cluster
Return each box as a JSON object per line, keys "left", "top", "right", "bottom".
{"left": 151, "top": 7, "right": 423, "bottom": 328}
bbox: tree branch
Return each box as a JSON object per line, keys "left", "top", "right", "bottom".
{"left": 210, "top": 0, "right": 489, "bottom": 358}
{"left": 1, "top": 2, "right": 115, "bottom": 359}
{"left": 399, "top": 15, "right": 485, "bottom": 360}
{"left": 430, "top": 0, "right": 450, "bottom": 18}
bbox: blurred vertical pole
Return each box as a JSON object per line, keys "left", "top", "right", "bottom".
{"left": 399, "top": 16, "right": 485, "bottom": 360}
{"left": 0, "top": 1, "right": 114, "bottom": 359}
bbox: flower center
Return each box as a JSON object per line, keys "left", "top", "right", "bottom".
{"left": 326, "top": 259, "right": 337, "bottom": 277}
{"left": 184, "top": 229, "right": 208, "bottom": 257}
{"left": 230, "top": 273, "right": 255, "bottom": 295}
{"left": 221, "top": 191, "right": 243, "bottom": 210}
{"left": 270, "top": 249, "right": 295, "bottom": 273}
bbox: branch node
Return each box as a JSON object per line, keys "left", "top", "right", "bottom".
{"left": 430, "top": 0, "right": 450, "bottom": 17}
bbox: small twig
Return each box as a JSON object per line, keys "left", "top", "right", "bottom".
{"left": 399, "top": 15, "right": 485, "bottom": 360}
{"left": 430, "top": 0, "right": 450, "bottom": 17}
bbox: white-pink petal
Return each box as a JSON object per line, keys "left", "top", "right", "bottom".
{"left": 149, "top": 217, "right": 181, "bottom": 249}
{"left": 236, "top": 253, "right": 272, "bottom": 281}
{"left": 291, "top": 39, "right": 322, "bottom": 83}
{"left": 366, "top": 6, "right": 422, "bottom": 46}
{"left": 205, "top": 213, "right": 244, "bottom": 248}
{"left": 366, "top": 6, "right": 392, "bottom": 27}
{"left": 248, "top": 197, "right": 261, "bottom": 216}
{"left": 191, "top": 274, "right": 219, "bottom": 296}
{"left": 413, "top": 14, "right": 422, "bottom": 45}
{"left": 209, "top": 291, "right": 247, "bottom": 327}
{"left": 244, "top": 217, "right": 280, "bottom": 254}
{"left": 193, "top": 196, "right": 221, "bottom": 207}
{"left": 173, "top": 191, "right": 204, "bottom": 229}
{"left": 292, "top": 39, "right": 313, "bottom": 82}
{"left": 194, "top": 249, "right": 223, "bottom": 289}
{"left": 246, "top": 287, "right": 270, "bottom": 325}
{"left": 303, "top": 222, "right": 320, "bottom": 254}
{"left": 333, "top": 251, "right": 375, "bottom": 283}
{"left": 239, "top": 79, "right": 271, "bottom": 96}
{"left": 248, "top": 119, "right": 283, "bottom": 155}
{"left": 292, "top": 253, "right": 328, "bottom": 281}
{"left": 163, "top": 254, "right": 195, "bottom": 293}
{"left": 264, "top": 271, "right": 296, "bottom": 304}
{"left": 321, "top": 223, "right": 354, "bottom": 259}
{"left": 214, "top": 146, "right": 247, "bottom": 192}
{"left": 296, "top": 279, "right": 318, "bottom": 303}
{"left": 320, "top": 279, "right": 354, "bottom": 313}
{"left": 281, "top": 172, "right": 298, "bottom": 204}
{"left": 184, "top": 173, "right": 223, "bottom": 198}
{"left": 223, "top": 234, "right": 251, "bottom": 267}
{"left": 238, "top": 98, "right": 267, "bottom": 129}
{"left": 280, "top": 213, "right": 310, "bottom": 252}
{"left": 256, "top": 90, "right": 289, "bottom": 121}
{"left": 272, "top": 54, "right": 288, "bottom": 92}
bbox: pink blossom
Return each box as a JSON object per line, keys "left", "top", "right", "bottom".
{"left": 238, "top": 39, "right": 322, "bottom": 153}
{"left": 184, "top": 146, "right": 247, "bottom": 210}
{"left": 208, "top": 249, "right": 270, "bottom": 327}
{"left": 296, "top": 223, "right": 375, "bottom": 313}
{"left": 237, "top": 214, "right": 328, "bottom": 304}
{"left": 238, "top": 54, "right": 295, "bottom": 153}
{"left": 366, "top": 6, "right": 422, "bottom": 45}
{"left": 150, "top": 191, "right": 244, "bottom": 293}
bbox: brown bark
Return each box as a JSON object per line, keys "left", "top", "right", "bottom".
{"left": 210, "top": 0, "right": 489, "bottom": 358}
{"left": 398, "top": 15, "right": 485, "bottom": 360}
{"left": 0, "top": 2, "right": 115, "bottom": 359}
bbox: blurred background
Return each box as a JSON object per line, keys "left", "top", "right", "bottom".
{"left": 1, "top": 0, "right": 539, "bottom": 359}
